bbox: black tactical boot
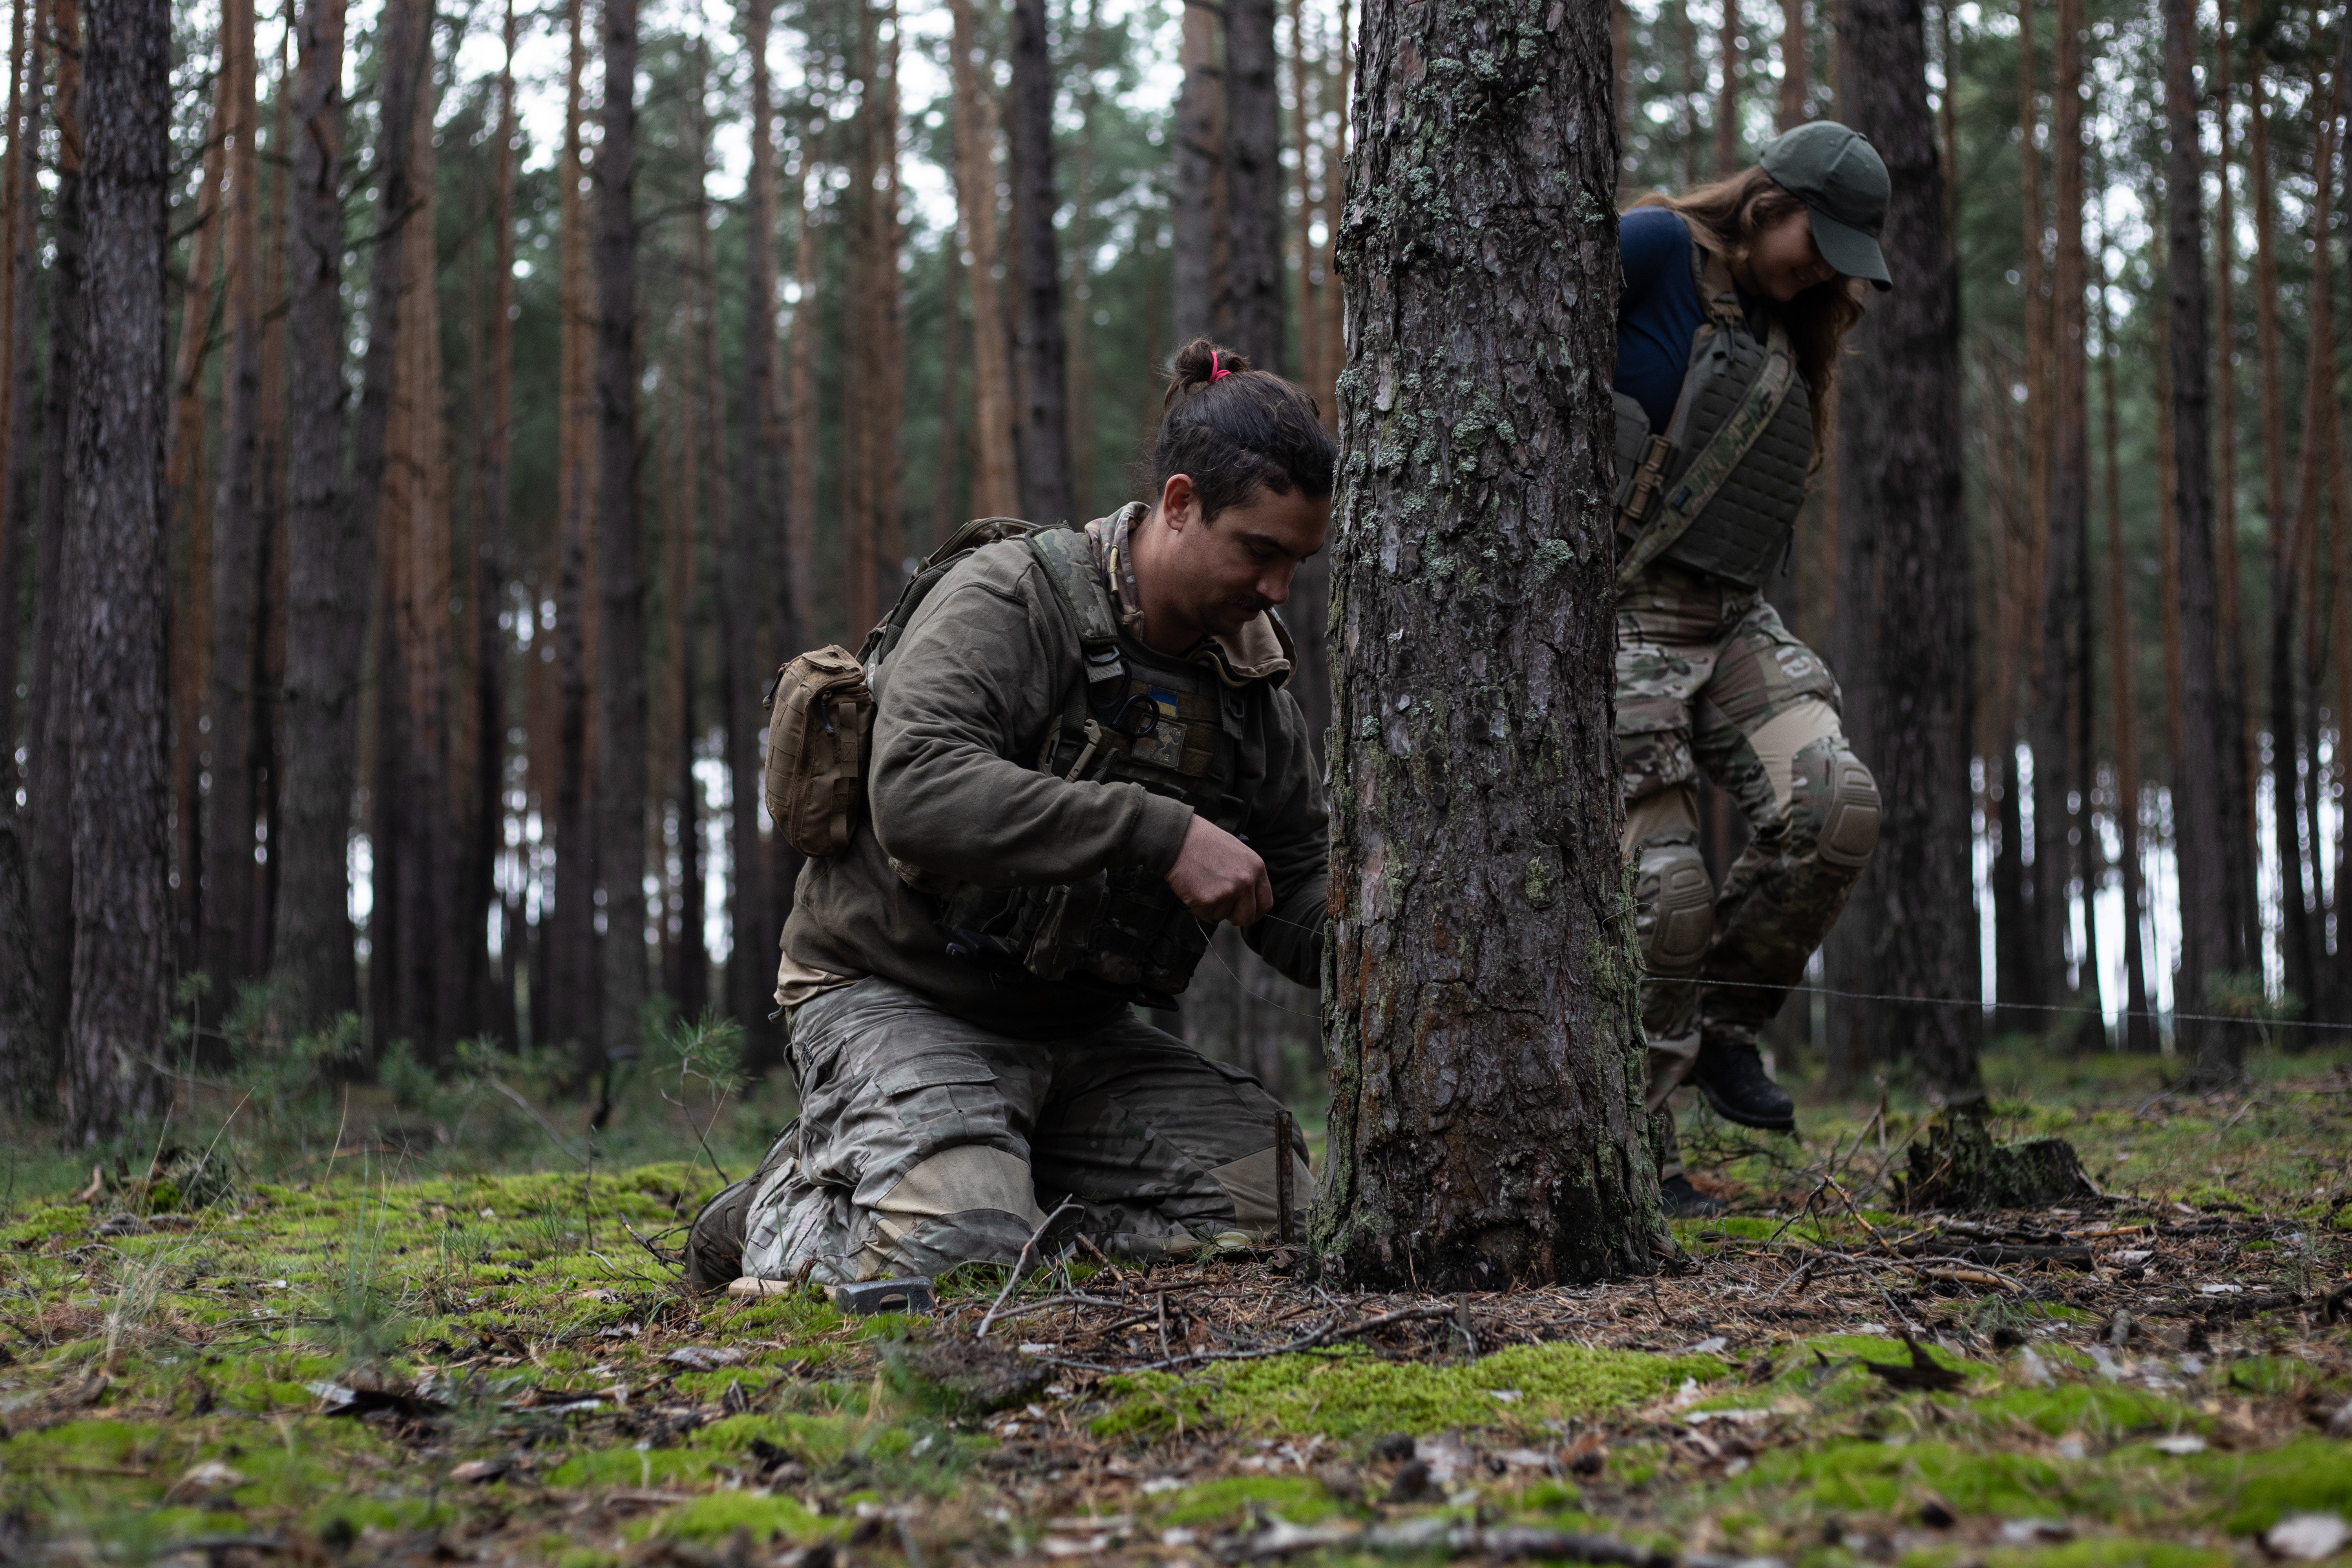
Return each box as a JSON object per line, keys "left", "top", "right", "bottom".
{"left": 685, "top": 1178, "right": 756, "bottom": 1293}
{"left": 1660, "top": 1173, "right": 1725, "bottom": 1218}
{"left": 1691, "top": 1029, "right": 1796, "bottom": 1132}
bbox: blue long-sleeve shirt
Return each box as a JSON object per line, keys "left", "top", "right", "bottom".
{"left": 1613, "top": 207, "right": 1707, "bottom": 435}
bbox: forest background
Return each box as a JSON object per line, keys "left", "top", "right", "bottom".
{"left": 0, "top": 0, "right": 2334, "bottom": 1137}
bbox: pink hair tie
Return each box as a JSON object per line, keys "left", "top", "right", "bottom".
{"left": 1210, "top": 350, "right": 1232, "bottom": 383}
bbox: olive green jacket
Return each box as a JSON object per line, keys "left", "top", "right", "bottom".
{"left": 777, "top": 537, "right": 1329, "bottom": 1033}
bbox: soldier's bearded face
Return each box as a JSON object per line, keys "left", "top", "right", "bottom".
{"left": 1172, "top": 484, "right": 1331, "bottom": 638}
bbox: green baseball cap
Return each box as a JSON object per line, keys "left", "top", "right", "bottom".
{"left": 1759, "top": 120, "right": 1893, "bottom": 290}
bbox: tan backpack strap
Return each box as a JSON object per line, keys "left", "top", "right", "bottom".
{"left": 1695, "top": 245, "right": 1746, "bottom": 330}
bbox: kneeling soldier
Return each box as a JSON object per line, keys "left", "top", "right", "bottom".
{"left": 688, "top": 340, "right": 1335, "bottom": 1288}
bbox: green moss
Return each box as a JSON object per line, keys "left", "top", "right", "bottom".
{"left": 2191, "top": 1437, "right": 2352, "bottom": 1534}
{"left": 1096, "top": 1344, "right": 1725, "bottom": 1444}
{"left": 1154, "top": 1475, "right": 1342, "bottom": 1526}
{"left": 1973, "top": 1540, "right": 2235, "bottom": 1568}
{"left": 633, "top": 1493, "right": 838, "bottom": 1544}
{"left": 543, "top": 1446, "right": 725, "bottom": 1489}
{"left": 1972, "top": 1384, "right": 2207, "bottom": 1441}
{"left": 2, "top": 1204, "right": 89, "bottom": 1248}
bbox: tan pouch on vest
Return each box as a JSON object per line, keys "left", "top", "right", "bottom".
{"left": 761, "top": 646, "right": 875, "bottom": 858}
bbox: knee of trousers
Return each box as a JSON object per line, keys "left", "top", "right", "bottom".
{"left": 1786, "top": 738, "right": 1881, "bottom": 877}
{"left": 859, "top": 1144, "right": 1049, "bottom": 1279}
{"left": 1633, "top": 830, "right": 1715, "bottom": 977}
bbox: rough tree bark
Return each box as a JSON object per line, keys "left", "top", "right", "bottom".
{"left": 270, "top": 0, "right": 356, "bottom": 1035}
{"left": 205, "top": 0, "right": 264, "bottom": 994}
{"left": 2208, "top": 6, "right": 2258, "bottom": 981}
{"left": 2162, "top": 0, "right": 2253, "bottom": 1084}
{"left": 1007, "top": 0, "right": 1070, "bottom": 524}
{"left": 1316, "top": 0, "right": 1661, "bottom": 1289}
{"left": 0, "top": 0, "right": 27, "bottom": 791}
{"left": 1828, "top": 0, "right": 1978, "bottom": 1094}
{"left": 593, "top": 0, "right": 647, "bottom": 1064}
{"left": 1219, "top": 0, "right": 1281, "bottom": 368}
{"left": 842, "top": 0, "right": 904, "bottom": 633}
{"left": 64, "top": 0, "right": 172, "bottom": 1141}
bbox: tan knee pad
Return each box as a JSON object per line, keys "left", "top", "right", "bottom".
{"left": 1791, "top": 739, "right": 1881, "bottom": 870}
{"left": 1634, "top": 836, "right": 1715, "bottom": 975}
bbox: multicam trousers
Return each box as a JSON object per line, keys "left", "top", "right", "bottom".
{"left": 694, "top": 977, "right": 1312, "bottom": 1287}
{"left": 1616, "top": 562, "right": 1881, "bottom": 1176}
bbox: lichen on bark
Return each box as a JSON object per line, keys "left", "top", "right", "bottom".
{"left": 1313, "top": 0, "right": 1663, "bottom": 1289}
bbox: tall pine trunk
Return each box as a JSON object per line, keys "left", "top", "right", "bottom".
{"left": 1715, "top": 0, "right": 1741, "bottom": 172}
{"left": 24, "top": 0, "right": 82, "bottom": 1081}
{"left": 1171, "top": 0, "right": 1219, "bottom": 345}
{"left": 2042, "top": 0, "right": 2095, "bottom": 1043}
{"left": 2163, "top": 0, "right": 2253, "bottom": 1084}
{"left": 2009, "top": 0, "right": 2058, "bottom": 1022}
{"left": 1829, "top": 0, "right": 1978, "bottom": 1093}
{"left": 1777, "top": 0, "right": 1806, "bottom": 128}
{"left": 843, "top": 0, "right": 904, "bottom": 633}
{"left": 0, "top": 0, "right": 29, "bottom": 796}
{"left": 205, "top": 0, "right": 265, "bottom": 995}
{"left": 271, "top": 0, "right": 355, "bottom": 1034}
{"left": 466, "top": 0, "right": 517, "bottom": 1044}
{"left": 721, "top": 0, "right": 779, "bottom": 1057}
{"left": 2096, "top": 221, "right": 2155, "bottom": 1052}
{"left": 64, "top": 0, "right": 172, "bottom": 1140}
{"left": 1318, "top": 0, "right": 1658, "bottom": 1288}
{"left": 593, "top": 0, "right": 646, "bottom": 1067}
{"left": 1007, "top": 0, "right": 1069, "bottom": 524}
{"left": 2210, "top": 5, "right": 2259, "bottom": 981}
{"left": 548, "top": 0, "right": 599, "bottom": 1069}
{"left": 948, "top": 0, "right": 1016, "bottom": 516}
{"left": 1220, "top": 0, "right": 1281, "bottom": 368}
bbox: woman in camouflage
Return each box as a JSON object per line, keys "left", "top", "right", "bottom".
{"left": 1611, "top": 122, "right": 1892, "bottom": 1216}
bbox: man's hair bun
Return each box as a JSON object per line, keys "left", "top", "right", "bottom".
{"left": 1147, "top": 338, "right": 1335, "bottom": 520}
{"left": 1165, "top": 337, "right": 1256, "bottom": 404}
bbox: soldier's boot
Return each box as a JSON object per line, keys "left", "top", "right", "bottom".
{"left": 1690, "top": 1024, "right": 1795, "bottom": 1131}
{"left": 1660, "top": 1172, "right": 1726, "bottom": 1218}
{"left": 685, "top": 1178, "right": 757, "bottom": 1292}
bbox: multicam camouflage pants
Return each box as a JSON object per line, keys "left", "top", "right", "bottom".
{"left": 704, "top": 977, "right": 1311, "bottom": 1285}
{"left": 1617, "top": 563, "right": 1881, "bottom": 1176}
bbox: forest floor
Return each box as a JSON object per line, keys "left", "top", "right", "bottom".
{"left": 0, "top": 1035, "right": 2347, "bottom": 1568}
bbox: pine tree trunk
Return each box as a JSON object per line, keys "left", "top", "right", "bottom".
{"left": 1317, "top": 0, "right": 1659, "bottom": 1289}
{"left": 271, "top": 0, "right": 356, "bottom": 1034}
{"left": 2163, "top": 0, "right": 2253, "bottom": 1084}
{"left": 254, "top": 30, "right": 288, "bottom": 989}
{"left": 948, "top": 0, "right": 1016, "bottom": 517}
{"left": 0, "top": 0, "right": 29, "bottom": 796}
{"left": 1715, "top": 0, "right": 1741, "bottom": 172}
{"left": 24, "top": 0, "right": 82, "bottom": 1083}
{"left": 2042, "top": 0, "right": 2091, "bottom": 1040}
{"left": 2096, "top": 225, "right": 2155, "bottom": 1052}
{"left": 1008, "top": 0, "right": 1070, "bottom": 525}
{"left": 204, "top": 0, "right": 263, "bottom": 996}
{"left": 2009, "top": 0, "right": 2056, "bottom": 1020}
{"left": 64, "top": 0, "right": 172, "bottom": 1141}
{"left": 2290, "top": 54, "right": 2339, "bottom": 1024}
{"left": 722, "top": 0, "right": 779, "bottom": 1055}
{"left": 1221, "top": 0, "right": 1281, "bottom": 369}
{"left": 0, "top": 0, "right": 41, "bottom": 820}
{"left": 2210, "top": 8, "right": 2259, "bottom": 984}
{"left": 549, "top": 0, "right": 599, "bottom": 1070}
{"left": 1172, "top": 0, "right": 1219, "bottom": 345}
{"left": 1778, "top": 0, "right": 1808, "bottom": 128}
{"left": 785, "top": 142, "right": 819, "bottom": 649}
{"left": 2244, "top": 25, "right": 2312, "bottom": 1016}
{"left": 2330, "top": 24, "right": 2352, "bottom": 1016}
{"left": 1828, "top": 0, "right": 1978, "bottom": 1093}
{"left": 593, "top": 0, "right": 647, "bottom": 1066}
{"left": 843, "top": 0, "right": 904, "bottom": 633}
{"left": 467, "top": 0, "right": 517, "bottom": 1044}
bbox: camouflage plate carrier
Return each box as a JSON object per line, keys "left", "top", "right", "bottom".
{"left": 1612, "top": 247, "right": 1813, "bottom": 590}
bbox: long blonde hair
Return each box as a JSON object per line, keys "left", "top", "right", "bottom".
{"left": 1631, "top": 166, "right": 1868, "bottom": 458}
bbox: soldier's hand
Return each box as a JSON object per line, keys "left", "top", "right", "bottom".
{"left": 1166, "top": 815, "right": 1273, "bottom": 927}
